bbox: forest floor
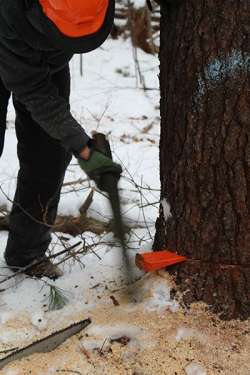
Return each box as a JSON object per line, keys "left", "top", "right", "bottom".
{"left": 0, "top": 272, "right": 249, "bottom": 375}
{"left": 0, "top": 38, "right": 249, "bottom": 375}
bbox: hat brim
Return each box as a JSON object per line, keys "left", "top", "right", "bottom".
{"left": 40, "top": 0, "right": 115, "bottom": 54}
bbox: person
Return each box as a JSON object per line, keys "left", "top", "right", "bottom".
{"left": 0, "top": 77, "right": 10, "bottom": 157}
{"left": 0, "top": 0, "right": 121, "bottom": 279}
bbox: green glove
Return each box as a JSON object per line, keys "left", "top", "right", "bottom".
{"left": 78, "top": 150, "right": 122, "bottom": 187}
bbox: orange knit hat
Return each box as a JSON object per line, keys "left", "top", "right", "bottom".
{"left": 39, "top": 0, "right": 109, "bottom": 38}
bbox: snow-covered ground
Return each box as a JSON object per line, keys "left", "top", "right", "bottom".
{"left": 0, "top": 38, "right": 249, "bottom": 375}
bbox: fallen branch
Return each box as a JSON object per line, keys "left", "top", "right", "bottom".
{"left": 0, "top": 189, "right": 111, "bottom": 236}
{"left": 54, "top": 215, "right": 111, "bottom": 236}
{"left": 0, "top": 214, "right": 111, "bottom": 236}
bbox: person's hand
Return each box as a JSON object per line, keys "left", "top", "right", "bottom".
{"left": 79, "top": 145, "right": 91, "bottom": 160}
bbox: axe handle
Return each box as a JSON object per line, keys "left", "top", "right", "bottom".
{"left": 93, "top": 133, "right": 112, "bottom": 159}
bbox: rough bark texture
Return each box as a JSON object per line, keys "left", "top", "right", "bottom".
{"left": 154, "top": 0, "right": 250, "bottom": 319}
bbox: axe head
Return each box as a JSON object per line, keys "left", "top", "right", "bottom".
{"left": 92, "top": 133, "right": 126, "bottom": 249}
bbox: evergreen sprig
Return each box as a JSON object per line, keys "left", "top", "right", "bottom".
{"left": 47, "top": 285, "right": 70, "bottom": 311}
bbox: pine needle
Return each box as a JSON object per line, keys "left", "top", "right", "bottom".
{"left": 46, "top": 285, "right": 70, "bottom": 311}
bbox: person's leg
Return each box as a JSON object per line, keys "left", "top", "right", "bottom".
{"left": 0, "top": 77, "right": 11, "bottom": 157}
{"left": 4, "top": 65, "right": 72, "bottom": 268}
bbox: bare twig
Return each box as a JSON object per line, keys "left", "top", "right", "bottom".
{"left": 62, "top": 178, "right": 88, "bottom": 187}
{"left": 79, "top": 189, "right": 94, "bottom": 215}
{"left": 0, "top": 185, "right": 53, "bottom": 229}
{"left": 99, "top": 338, "right": 108, "bottom": 355}
{"left": 79, "top": 344, "right": 92, "bottom": 361}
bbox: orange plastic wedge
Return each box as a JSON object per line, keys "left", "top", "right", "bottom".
{"left": 135, "top": 251, "right": 187, "bottom": 272}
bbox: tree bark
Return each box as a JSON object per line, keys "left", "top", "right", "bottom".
{"left": 154, "top": 0, "right": 250, "bottom": 319}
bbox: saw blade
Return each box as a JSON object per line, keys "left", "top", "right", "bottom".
{"left": 0, "top": 318, "right": 91, "bottom": 371}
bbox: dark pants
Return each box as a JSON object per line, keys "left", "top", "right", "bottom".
{"left": 0, "top": 77, "right": 11, "bottom": 157}
{"left": 4, "top": 66, "right": 72, "bottom": 267}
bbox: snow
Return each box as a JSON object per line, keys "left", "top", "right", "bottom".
{"left": 0, "top": 311, "right": 12, "bottom": 325}
{"left": 131, "top": 0, "right": 146, "bottom": 8}
{"left": 83, "top": 323, "right": 148, "bottom": 353}
{"left": 139, "top": 276, "right": 179, "bottom": 312}
{"left": 81, "top": 321, "right": 151, "bottom": 357}
{"left": 3, "top": 370, "right": 19, "bottom": 375}
{"left": 185, "top": 362, "right": 207, "bottom": 375}
{"left": 118, "top": 0, "right": 147, "bottom": 9}
{"left": 87, "top": 323, "right": 142, "bottom": 337}
{"left": 0, "top": 327, "right": 36, "bottom": 345}
{"left": 31, "top": 311, "right": 48, "bottom": 331}
{"left": 175, "top": 327, "right": 206, "bottom": 344}
{"left": 161, "top": 197, "right": 171, "bottom": 221}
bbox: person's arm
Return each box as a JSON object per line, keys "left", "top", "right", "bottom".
{"left": 0, "top": 36, "right": 90, "bottom": 155}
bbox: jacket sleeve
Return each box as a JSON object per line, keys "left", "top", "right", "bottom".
{"left": 0, "top": 36, "right": 90, "bottom": 154}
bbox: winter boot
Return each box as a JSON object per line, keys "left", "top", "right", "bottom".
{"left": 24, "top": 256, "right": 63, "bottom": 280}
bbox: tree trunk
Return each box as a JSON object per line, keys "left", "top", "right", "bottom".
{"left": 154, "top": 0, "right": 250, "bottom": 319}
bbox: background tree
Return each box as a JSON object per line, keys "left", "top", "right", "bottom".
{"left": 154, "top": 0, "right": 250, "bottom": 319}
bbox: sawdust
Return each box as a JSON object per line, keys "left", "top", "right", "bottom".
{"left": 0, "top": 273, "right": 249, "bottom": 375}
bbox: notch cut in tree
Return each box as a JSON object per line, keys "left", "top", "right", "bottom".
{"left": 154, "top": 0, "right": 250, "bottom": 319}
